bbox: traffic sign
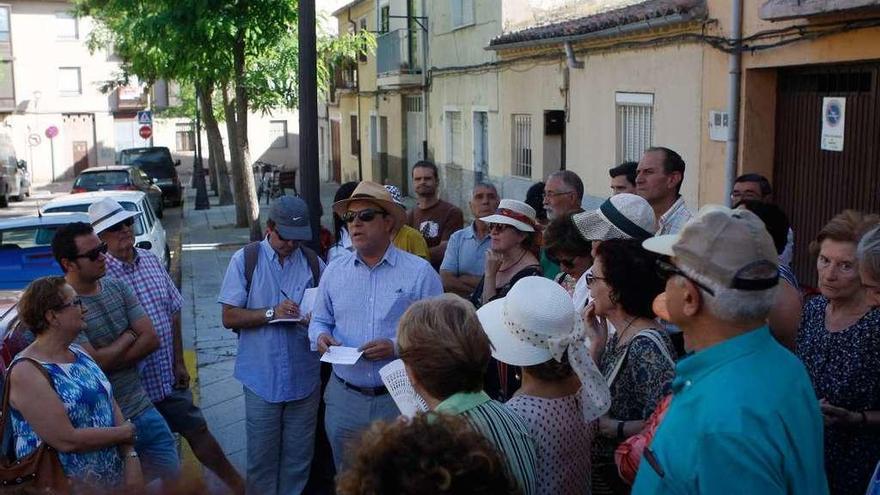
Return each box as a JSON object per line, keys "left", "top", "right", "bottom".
{"left": 139, "top": 125, "right": 153, "bottom": 139}
{"left": 137, "top": 111, "right": 153, "bottom": 125}
{"left": 27, "top": 133, "right": 41, "bottom": 147}
{"left": 45, "top": 126, "right": 59, "bottom": 139}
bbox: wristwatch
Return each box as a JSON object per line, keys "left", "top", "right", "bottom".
{"left": 265, "top": 308, "right": 275, "bottom": 322}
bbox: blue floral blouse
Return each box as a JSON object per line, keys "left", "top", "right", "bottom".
{"left": 10, "top": 345, "right": 123, "bottom": 489}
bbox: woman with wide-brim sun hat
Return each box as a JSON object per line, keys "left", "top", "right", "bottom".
{"left": 478, "top": 275, "right": 611, "bottom": 495}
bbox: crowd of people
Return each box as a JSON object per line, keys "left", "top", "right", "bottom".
{"left": 4, "top": 146, "right": 879, "bottom": 495}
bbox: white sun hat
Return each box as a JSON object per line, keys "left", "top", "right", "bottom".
{"left": 477, "top": 276, "right": 611, "bottom": 421}
{"left": 572, "top": 193, "right": 655, "bottom": 242}
{"left": 89, "top": 197, "right": 141, "bottom": 235}
{"left": 479, "top": 199, "right": 537, "bottom": 232}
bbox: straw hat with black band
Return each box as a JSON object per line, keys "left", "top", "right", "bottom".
{"left": 89, "top": 197, "right": 141, "bottom": 235}
{"left": 332, "top": 181, "right": 407, "bottom": 229}
{"left": 572, "top": 193, "right": 654, "bottom": 242}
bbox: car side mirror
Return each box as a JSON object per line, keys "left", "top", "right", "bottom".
{"left": 135, "top": 241, "right": 153, "bottom": 250}
{"left": 174, "top": 159, "right": 181, "bottom": 167}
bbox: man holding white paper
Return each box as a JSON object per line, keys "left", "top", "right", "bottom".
{"left": 218, "top": 195, "right": 325, "bottom": 495}
{"left": 309, "top": 181, "right": 443, "bottom": 469}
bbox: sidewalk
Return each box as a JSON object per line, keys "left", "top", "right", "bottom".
{"left": 179, "top": 184, "right": 339, "bottom": 492}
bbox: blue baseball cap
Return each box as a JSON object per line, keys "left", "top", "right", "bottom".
{"left": 269, "top": 196, "right": 312, "bottom": 241}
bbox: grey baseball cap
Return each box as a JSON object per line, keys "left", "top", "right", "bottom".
{"left": 269, "top": 196, "right": 312, "bottom": 241}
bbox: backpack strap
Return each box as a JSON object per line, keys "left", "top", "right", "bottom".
{"left": 301, "top": 246, "right": 322, "bottom": 288}
{"left": 242, "top": 241, "right": 262, "bottom": 296}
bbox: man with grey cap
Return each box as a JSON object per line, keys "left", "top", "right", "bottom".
{"left": 218, "top": 195, "right": 325, "bottom": 495}
{"left": 569, "top": 193, "right": 656, "bottom": 311}
{"left": 632, "top": 206, "right": 827, "bottom": 494}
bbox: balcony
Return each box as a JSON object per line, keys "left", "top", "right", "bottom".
{"left": 329, "top": 61, "right": 358, "bottom": 104}
{"left": 376, "top": 28, "right": 423, "bottom": 88}
{"left": 761, "top": 0, "right": 880, "bottom": 20}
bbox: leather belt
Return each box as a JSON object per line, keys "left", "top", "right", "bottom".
{"left": 334, "top": 374, "right": 388, "bottom": 396}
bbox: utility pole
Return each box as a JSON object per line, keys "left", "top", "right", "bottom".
{"left": 299, "top": 0, "right": 320, "bottom": 246}
{"left": 194, "top": 89, "right": 210, "bottom": 210}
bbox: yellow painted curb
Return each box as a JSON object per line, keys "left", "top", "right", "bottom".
{"left": 179, "top": 350, "right": 201, "bottom": 483}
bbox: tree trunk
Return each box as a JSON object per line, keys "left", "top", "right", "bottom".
{"left": 222, "top": 84, "right": 248, "bottom": 227}
{"left": 200, "top": 84, "right": 234, "bottom": 205}
{"left": 233, "top": 20, "right": 261, "bottom": 241}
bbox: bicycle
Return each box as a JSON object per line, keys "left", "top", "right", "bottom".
{"left": 253, "top": 160, "right": 283, "bottom": 205}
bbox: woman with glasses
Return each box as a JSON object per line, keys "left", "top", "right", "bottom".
{"left": 544, "top": 214, "right": 593, "bottom": 296}
{"left": 468, "top": 199, "right": 542, "bottom": 402}
{"left": 796, "top": 210, "right": 880, "bottom": 495}
{"left": 9, "top": 276, "right": 142, "bottom": 492}
{"left": 582, "top": 239, "right": 674, "bottom": 495}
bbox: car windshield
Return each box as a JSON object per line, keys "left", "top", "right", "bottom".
{"left": 43, "top": 201, "right": 145, "bottom": 236}
{"left": 136, "top": 161, "right": 174, "bottom": 179}
{"left": 0, "top": 225, "right": 65, "bottom": 248}
{"left": 75, "top": 171, "right": 130, "bottom": 189}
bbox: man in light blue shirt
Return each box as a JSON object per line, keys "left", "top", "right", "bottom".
{"left": 218, "top": 196, "right": 324, "bottom": 495}
{"left": 635, "top": 206, "right": 827, "bottom": 495}
{"left": 309, "top": 181, "right": 442, "bottom": 469}
{"left": 440, "top": 182, "right": 499, "bottom": 297}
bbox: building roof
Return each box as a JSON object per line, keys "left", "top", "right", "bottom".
{"left": 331, "top": 0, "right": 370, "bottom": 18}
{"left": 489, "top": 0, "right": 707, "bottom": 49}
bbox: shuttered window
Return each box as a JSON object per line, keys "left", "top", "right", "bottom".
{"left": 445, "top": 111, "right": 462, "bottom": 166}
{"left": 512, "top": 114, "right": 532, "bottom": 178}
{"left": 616, "top": 92, "right": 654, "bottom": 163}
{"left": 175, "top": 123, "right": 195, "bottom": 151}
{"left": 451, "top": 0, "right": 474, "bottom": 29}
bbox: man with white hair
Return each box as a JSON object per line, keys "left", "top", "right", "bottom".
{"left": 632, "top": 206, "right": 827, "bottom": 494}
{"left": 858, "top": 226, "right": 880, "bottom": 306}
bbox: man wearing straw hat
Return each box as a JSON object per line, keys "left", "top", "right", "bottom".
{"left": 309, "top": 181, "right": 443, "bottom": 469}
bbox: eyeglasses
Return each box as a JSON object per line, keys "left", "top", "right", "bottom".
{"left": 584, "top": 273, "right": 606, "bottom": 286}
{"left": 342, "top": 208, "right": 388, "bottom": 223}
{"left": 73, "top": 242, "right": 108, "bottom": 262}
{"left": 53, "top": 298, "right": 83, "bottom": 311}
{"left": 547, "top": 252, "right": 578, "bottom": 268}
{"left": 655, "top": 258, "right": 716, "bottom": 296}
{"left": 544, "top": 190, "right": 574, "bottom": 198}
{"left": 488, "top": 223, "right": 512, "bottom": 233}
{"left": 104, "top": 217, "right": 134, "bottom": 233}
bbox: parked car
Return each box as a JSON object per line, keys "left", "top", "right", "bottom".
{"left": 0, "top": 132, "right": 23, "bottom": 208}
{"left": 40, "top": 191, "right": 170, "bottom": 270}
{"left": 0, "top": 212, "right": 90, "bottom": 289}
{"left": 16, "top": 160, "right": 30, "bottom": 200}
{"left": 72, "top": 165, "right": 164, "bottom": 218}
{"left": 119, "top": 147, "right": 183, "bottom": 207}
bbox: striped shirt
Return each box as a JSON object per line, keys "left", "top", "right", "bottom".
{"left": 656, "top": 196, "right": 693, "bottom": 235}
{"left": 436, "top": 391, "right": 538, "bottom": 495}
{"left": 308, "top": 244, "right": 443, "bottom": 388}
{"left": 105, "top": 248, "right": 183, "bottom": 403}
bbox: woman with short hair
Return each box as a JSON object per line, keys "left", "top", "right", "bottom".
{"left": 796, "top": 210, "right": 880, "bottom": 495}
{"left": 544, "top": 214, "right": 593, "bottom": 296}
{"left": 11, "top": 276, "right": 141, "bottom": 492}
{"left": 858, "top": 225, "right": 880, "bottom": 306}
{"left": 398, "top": 295, "right": 538, "bottom": 495}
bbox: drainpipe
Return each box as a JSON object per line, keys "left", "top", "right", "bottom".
{"left": 724, "top": 0, "right": 743, "bottom": 206}
{"left": 421, "top": 0, "right": 428, "bottom": 161}
{"left": 349, "top": 11, "right": 363, "bottom": 180}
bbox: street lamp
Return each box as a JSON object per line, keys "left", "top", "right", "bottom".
{"left": 193, "top": 89, "right": 210, "bottom": 210}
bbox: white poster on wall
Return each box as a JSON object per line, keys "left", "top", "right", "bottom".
{"left": 821, "top": 97, "right": 845, "bottom": 152}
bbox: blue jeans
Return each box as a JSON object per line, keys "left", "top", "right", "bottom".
{"left": 244, "top": 385, "right": 319, "bottom": 495}
{"left": 132, "top": 405, "right": 180, "bottom": 482}
{"left": 323, "top": 376, "right": 398, "bottom": 470}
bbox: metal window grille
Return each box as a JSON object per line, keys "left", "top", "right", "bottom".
{"left": 616, "top": 94, "right": 654, "bottom": 163}
{"left": 445, "top": 111, "right": 462, "bottom": 166}
{"left": 512, "top": 114, "right": 532, "bottom": 178}
{"left": 405, "top": 95, "right": 422, "bottom": 113}
{"left": 175, "top": 123, "right": 194, "bottom": 151}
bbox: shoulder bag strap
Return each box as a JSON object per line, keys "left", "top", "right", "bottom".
{"left": 604, "top": 329, "right": 675, "bottom": 387}
{"left": 301, "top": 246, "right": 321, "bottom": 288}
{"left": 242, "top": 241, "right": 262, "bottom": 296}
{"left": 0, "top": 358, "right": 54, "bottom": 437}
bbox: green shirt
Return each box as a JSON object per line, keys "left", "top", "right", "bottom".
{"left": 436, "top": 391, "right": 537, "bottom": 495}
{"left": 632, "top": 326, "right": 828, "bottom": 495}
{"left": 539, "top": 248, "right": 560, "bottom": 281}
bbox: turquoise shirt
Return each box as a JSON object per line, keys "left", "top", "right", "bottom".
{"left": 632, "top": 326, "right": 828, "bottom": 495}
{"left": 436, "top": 391, "right": 537, "bottom": 495}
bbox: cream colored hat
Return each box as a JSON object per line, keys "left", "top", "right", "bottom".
{"left": 89, "top": 197, "right": 141, "bottom": 235}
{"left": 479, "top": 199, "right": 537, "bottom": 232}
{"left": 332, "top": 181, "right": 407, "bottom": 229}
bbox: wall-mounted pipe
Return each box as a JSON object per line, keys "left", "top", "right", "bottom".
{"left": 724, "top": 0, "right": 743, "bottom": 205}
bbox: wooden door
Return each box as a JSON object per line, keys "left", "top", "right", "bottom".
{"left": 331, "top": 120, "right": 341, "bottom": 183}
{"left": 72, "top": 141, "right": 89, "bottom": 175}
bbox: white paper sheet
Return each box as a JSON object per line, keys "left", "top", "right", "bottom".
{"left": 268, "top": 317, "right": 302, "bottom": 324}
{"left": 380, "top": 359, "right": 429, "bottom": 418}
{"left": 319, "top": 346, "right": 363, "bottom": 365}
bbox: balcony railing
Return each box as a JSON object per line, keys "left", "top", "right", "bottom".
{"left": 376, "top": 28, "right": 421, "bottom": 77}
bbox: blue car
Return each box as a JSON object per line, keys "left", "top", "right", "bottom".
{"left": 0, "top": 212, "right": 90, "bottom": 289}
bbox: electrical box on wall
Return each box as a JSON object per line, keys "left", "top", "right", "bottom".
{"left": 709, "top": 110, "right": 729, "bottom": 142}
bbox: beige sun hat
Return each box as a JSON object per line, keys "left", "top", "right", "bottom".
{"left": 479, "top": 199, "right": 537, "bottom": 232}
{"left": 572, "top": 193, "right": 655, "bottom": 242}
{"left": 332, "top": 181, "right": 407, "bottom": 229}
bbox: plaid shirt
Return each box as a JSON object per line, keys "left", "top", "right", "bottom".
{"left": 105, "top": 248, "right": 183, "bottom": 403}
{"left": 656, "top": 196, "right": 694, "bottom": 236}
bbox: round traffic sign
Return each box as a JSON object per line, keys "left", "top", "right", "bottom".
{"left": 139, "top": 125, "right": 152, "bottom": 139}
{"left": 27, "top": 133, "right": 41, "bottom": 147}
{"left": 45, "top": 126, "right": 59, "bottom": 139}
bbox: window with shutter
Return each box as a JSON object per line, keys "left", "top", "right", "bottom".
{"left": 451, "top": 0, "right": 474, "bottom": 29}
{"left": 615, "top": 92, "right": 654, "bottom": 163}
{"left": 445, "top": 111, "right": 462, "bottom": 166}
{"left": 512, "top": 114, "right": 532, "bottom": 178}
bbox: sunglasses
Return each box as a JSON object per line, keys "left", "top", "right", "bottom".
{"left": 54, "top": 298, "right": 83, "bottom": 311}
{"left": 74, "top": 242, "right": 108, "bottom": 262}
{"left": 488, "top": 223, "right": 512, "bottom": 233}
{"left": 655, "top": 258, "right": 716, "bottom": 296}
{"left": 584, "top": 273, "right": 606, "bottom": 286}
{"left": 342, "top": 208, "right": 388, "bottom": 223}
{"left": 547, "top": 252, "right": 579, "bottom": 269}
{"left": 104, "top": 217, "right": 135, "bottom": 233}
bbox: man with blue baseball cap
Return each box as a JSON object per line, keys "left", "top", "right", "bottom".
{"left": 218, "top": 195, "right": 325, "bottom": 495}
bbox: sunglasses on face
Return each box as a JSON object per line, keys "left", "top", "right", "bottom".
{"left": 342, "top": 208, "right": 388, "bottom": 223}
{"left": 547, "top": 252, "right": 579, "bottom": 268}
{"left": 655, "top": 258, "right": 716, "bottom": 296}
{"left": 54, "top": 298, "right": 83, "bottom": 311}
{"left": 104, "top": 217, "right": 135, "bottom": 233}
{"left": 74, "top": 242, "right": 108, "bottom": 262}
{"left": 488, "top": 223, "right": 512, "bottom": 233}
{"left": 585, "top": 273, "right": 606, "bottom": 286}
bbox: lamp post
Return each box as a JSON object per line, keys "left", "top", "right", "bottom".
{"left": 193, "top": 89, "right": 210, "bottom": 210}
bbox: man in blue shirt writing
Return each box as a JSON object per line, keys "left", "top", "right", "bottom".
{"left": 309, "top": 181, "right": 443, "bottom": 469}
{"left": 635, "top": 205, "right": 827, "bottom": 494}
